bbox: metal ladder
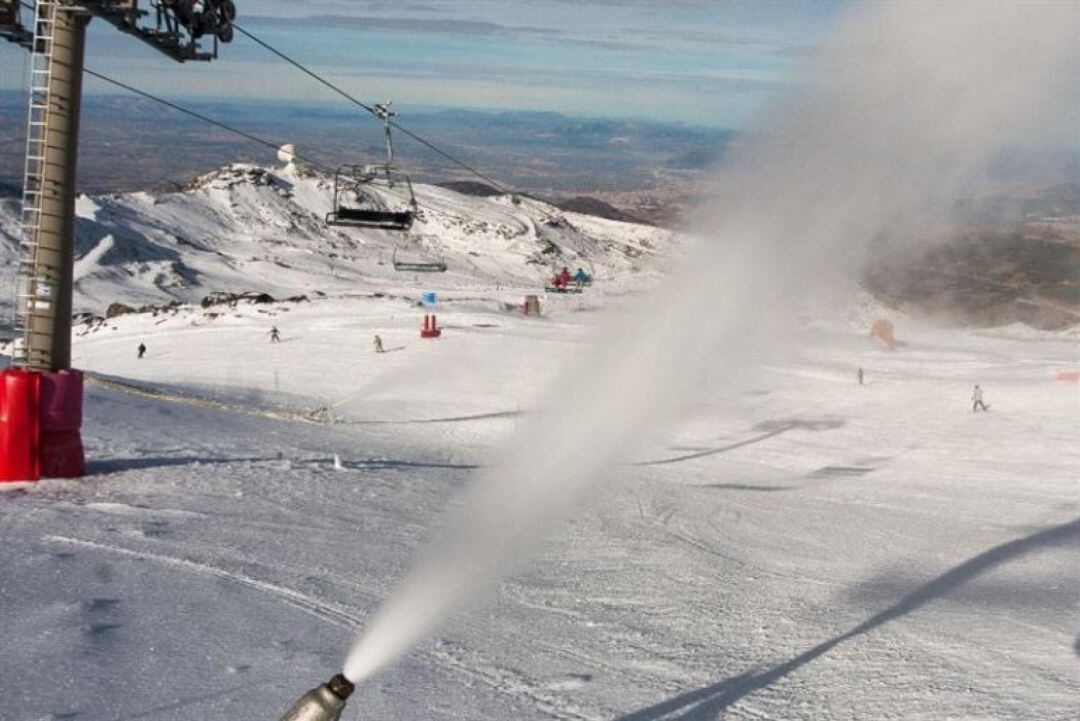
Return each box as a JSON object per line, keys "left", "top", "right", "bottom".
{"left": 12, "top": 0, "right": 55, "bottom": 368}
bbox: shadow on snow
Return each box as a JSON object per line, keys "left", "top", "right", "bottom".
{"left": 616, "top": 516, "right": 1080, "bottom": 720}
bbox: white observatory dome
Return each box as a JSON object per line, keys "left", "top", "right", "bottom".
{"left": 277, "top": 143, "right": 297, "bottom": 166}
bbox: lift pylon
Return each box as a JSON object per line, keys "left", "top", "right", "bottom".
{"left": 7, "top": 1, "right": 234, "bottom": 372}
{"left": 2, "top": 1, "right": 236, "bottom": 482}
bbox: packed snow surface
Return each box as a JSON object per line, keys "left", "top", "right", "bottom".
{"left": 0, "top": 157, "right": 1077, "bottom": 720}
{"left": 1, "top": 287, "right": 1077, "bottom": 719}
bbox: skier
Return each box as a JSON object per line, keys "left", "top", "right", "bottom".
{"left": 857, "top": 367, "right": 864, "bottom": 385}
{"left": 137, "top": 342, "right": 146, "bottom": 359}
{"left": 573, "top": 267, "right": 591, "bottom": 284}
{"left": 374, "top": 334, "right": 384, "bottom": 354}
{"left": 270, "top": 326, "right": 280, "bottom": 343}
{"left": 971, "top": 384, "right": 989, "bottom": 412}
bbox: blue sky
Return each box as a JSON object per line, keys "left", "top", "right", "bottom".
{"left": 1, "top": 0, "right": 848, "bottom": 127}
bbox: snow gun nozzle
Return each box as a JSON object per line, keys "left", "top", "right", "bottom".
{"left": 278, "top": 674, "right": 356, "bottom": 721}
{"left": 327, "top": 674, "right": 355, "bottom": 700}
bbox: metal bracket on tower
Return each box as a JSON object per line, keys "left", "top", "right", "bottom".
{"left": 0, "top": 0, "right": 34, "bottom": 48}
{"left": 4, "top": 1, "right": 234, "bottom": 61}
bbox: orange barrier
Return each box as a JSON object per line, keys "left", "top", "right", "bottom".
{"left": 1055, "top": 371, "right": 1080, "bottom": 382}
{"left": 870, "top": 319, "right": 896, "bottom": 350}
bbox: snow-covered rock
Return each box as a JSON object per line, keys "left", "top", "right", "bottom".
{"left": 0, "top": 163, "right": 676, "bottom": 319}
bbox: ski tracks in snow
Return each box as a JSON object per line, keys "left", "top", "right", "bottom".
{"left": 43, "top": 535, "right": 608, "bottom": 720}
{"left": 432, "top": 639, "right": 603, "bottom": 721}
{"left": 44, "top": 535, "right": 366, "bottom": 630}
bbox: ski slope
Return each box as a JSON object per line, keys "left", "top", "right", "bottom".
{"left": 1, "top": 287, "right": 1077, "bottom": 720}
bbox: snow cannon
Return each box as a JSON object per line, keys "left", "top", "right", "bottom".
{"left": 279, "top": 674, "right": 355, "bottom": 721}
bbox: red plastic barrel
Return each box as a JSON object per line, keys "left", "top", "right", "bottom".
{"left": 0, "top": 369, "right": 41, "bottom": 482}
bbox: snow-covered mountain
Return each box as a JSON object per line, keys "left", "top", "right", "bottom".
{"left": 0, "top": 163, "right": 675, "bottom": 320}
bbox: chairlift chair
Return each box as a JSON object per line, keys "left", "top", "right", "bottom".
{"left": 544, "top": 260, "right": 591, "bottom": 293}
{"left": 326, "top": 101, "right": 422, "bottom": 231}
{"left": 326, "top": 164, "right": 417, "bottom": 231}
{"left": 392, "top": 236, "right": 447, "bottom": 273}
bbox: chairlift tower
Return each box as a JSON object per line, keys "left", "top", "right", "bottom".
{"left": 1, "top": 0, "right": 236, "bottom": 371}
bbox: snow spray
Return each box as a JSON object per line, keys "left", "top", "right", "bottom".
{"left": 341, "top": 2, "right": 1079, "bottom": 684}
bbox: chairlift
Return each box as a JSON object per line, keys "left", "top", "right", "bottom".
{"left": 326, "top": 165, "right": 417, "bottom": 230}
{"left": 392, "top": 235, "right": 447, "bottom": 273}
{"left": 543, "top": 259, "right": 593, "bottom": 293}
{"left": 326, "top": 101, "right": 418, "bottom": 231}
{"left": 544, "top": 265, "right": 583, "bottom": 294}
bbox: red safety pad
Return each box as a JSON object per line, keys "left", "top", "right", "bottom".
{"left": 40, "top": 429, "right": 85, "bottom": 479}
{"left": 0, "top": 370, "right": 41, "bottom": 482}
{"left": 40, "top": 369, "right": 84, "bottom": 432}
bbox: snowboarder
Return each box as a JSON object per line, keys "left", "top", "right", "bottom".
{"left": 374, "top": 334, "right": 384, "bottom": 353}
{"left": 971, "top": 384, "right": 989, "bottom": 412}
{"left": 857, "top": 367, "right": 864, "bottom": 385}
{"left": 270, "top": 326, "right": 280, "bottom": 343}
{"left": 137, "top": 342, "right": 146, "bottom": 359}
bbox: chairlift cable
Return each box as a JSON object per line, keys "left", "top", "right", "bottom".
{"left": 16, "top": 9, "right": 560, "bottom": 223}
{"left": 82, "top": 69, "right": 430, "bottom": 215}
{"left": 230, "top": 23, "right": 379, "bottom": 116}
{"left": 82, "top": 68, "right": 339, "bottom": 175}
{"left": 230, "top": 22, "right": 561, "bottom": 220}
{"left": 31, "top": 50, "right": 551, "bottom": 239}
